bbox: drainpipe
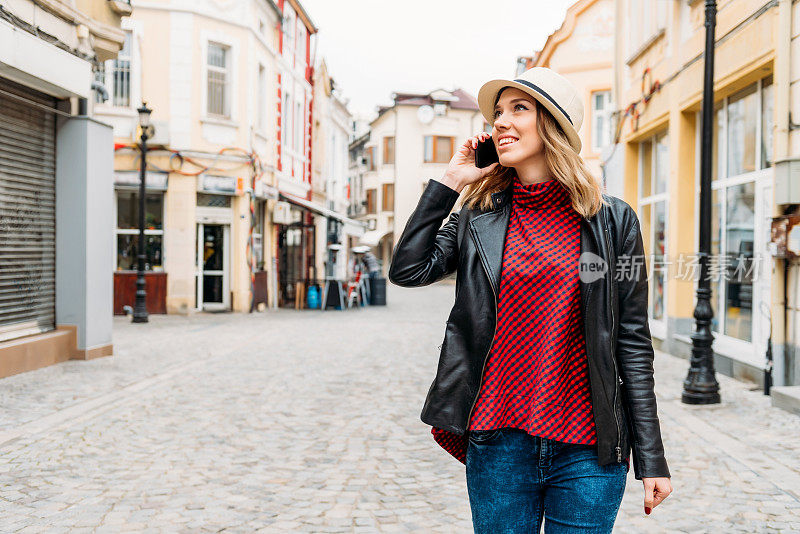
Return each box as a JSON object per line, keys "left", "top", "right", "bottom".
{"left": 391, "top": 107, "right": 398, "bottom": 274}
{"left": 775, "top": 0, "right": 791, "bottom": 159}
{"left": 773, "top": 0, "right": 793, "bottom": 387}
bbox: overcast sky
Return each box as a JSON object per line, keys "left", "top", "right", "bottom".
{"left": 300, "top": 0, "right": 575, "bottom": 120}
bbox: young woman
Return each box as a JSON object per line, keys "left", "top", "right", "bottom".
{"left": 388, "top": 67, "right": 672, "bottom": 532}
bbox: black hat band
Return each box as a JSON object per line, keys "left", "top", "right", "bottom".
{"left": 512, "top": 78, "right": 573, "bottom": 125}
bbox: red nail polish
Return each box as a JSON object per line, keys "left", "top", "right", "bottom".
{"left": 645, "top": 507, "right": 651, "bottom": 515}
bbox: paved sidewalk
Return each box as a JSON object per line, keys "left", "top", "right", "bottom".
{"left": 0, "top": 282, "right": 798, "bottom": 532}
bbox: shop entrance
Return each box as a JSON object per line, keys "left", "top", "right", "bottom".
{"left": 277, "top": 222, "right": 315, "bottom": 308}
{"left": 196, "top": 223, "right": 230, "bottom": 311}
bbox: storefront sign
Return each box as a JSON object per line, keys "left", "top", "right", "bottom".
{"left": 200, "top": 174, "right": 236, "bottom": 195}
{"left": 114, "top": 171, "right": 168, "bottom": 191}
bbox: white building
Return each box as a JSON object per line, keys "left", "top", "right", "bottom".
{"left": 312, "top": 59, "right": 365, "bottom": 281}
{"left": 358, "top": 88, "right": 483, "bottom": 273}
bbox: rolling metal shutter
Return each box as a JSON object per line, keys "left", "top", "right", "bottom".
{"left": 0, "top": 78, "right": 57, "bottom": 342}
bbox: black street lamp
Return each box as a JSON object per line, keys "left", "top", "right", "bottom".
{"left": 682, "top": 0, "right": 721, "bottom": 404}
{"left": 133, "top": 102, "right": 153, "bottom": 323}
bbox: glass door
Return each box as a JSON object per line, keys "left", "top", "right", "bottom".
{"left": 278, "top": 225, "right": 304, "bottom": 308}
{"left": 196, "top": 223, "right": 230, "bottom": 310}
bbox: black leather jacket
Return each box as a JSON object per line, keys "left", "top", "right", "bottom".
{"left": 388, "top": 179, "right": 670, "bottom": 480}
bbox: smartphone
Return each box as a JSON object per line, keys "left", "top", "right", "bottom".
{"left": 475, "top": 137, "right": 499, "bottom": 168}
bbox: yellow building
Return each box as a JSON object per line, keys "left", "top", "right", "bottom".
{"left": 95, "top": 0, "right": 355, "bottom": 314}
{"left": 526, "top": 0, "right": 616, "bottom": 184}
{"left": 95, "top": 1, "right": 286, "bottom": 314}
{"left": 612, "top": 0, "right": 799, "bottom": 387}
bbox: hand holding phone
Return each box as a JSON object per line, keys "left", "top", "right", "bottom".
{"left": 438, "top": 132, "right": 499, "bottom": 193}
{"left": 475, "top": 136, "right": 500, "bottom": 168}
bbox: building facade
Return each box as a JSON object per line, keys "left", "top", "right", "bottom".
{"left": 272, "top": 0, "right": 318, "bottom": 308}
{"left": 346, "top": 115, "right": 372, "bottom": 222}
{"left": 522, "top": 0, "right": 616, "bottom": 192}
{"left": 347, "top": 118, "right": 371, "bottom": 260}
{"left": 97, "top": 0, "right": 286, "bottom": 314}
{"left": 272, "top": 5, "right": 362, "bottom": 305}
{"left": 0, "top": 0, "right": 127, "bottom": 377}
{"left": 311, "top": 60, "right": 364, "bottom": 282}
{"left": 612, "top": 0, "right": 799, "bottom": 387}
{"left": 356, "top": 89, "right": 483, "bottom": 272}
{"left": 96, "top": 0, "right": 357, "bottom": 313}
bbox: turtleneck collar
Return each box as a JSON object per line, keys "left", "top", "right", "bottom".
{"left": 512, "top": 175, "right": 571, "bottom": 210}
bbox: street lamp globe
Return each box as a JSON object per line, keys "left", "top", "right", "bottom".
{"left": 137, "top": 102, "right": 152, "bottom": 128}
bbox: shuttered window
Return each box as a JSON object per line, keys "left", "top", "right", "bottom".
{"left": 0, "top": 79, "right": 57, "bottom": 342}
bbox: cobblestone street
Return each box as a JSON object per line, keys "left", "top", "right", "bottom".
{"left": 1, "top": 282, "right": 799, "bottom": 533}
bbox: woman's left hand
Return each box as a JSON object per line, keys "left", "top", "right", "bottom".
{"left": 642, "top": 477, "right": 672, "bottom": 514}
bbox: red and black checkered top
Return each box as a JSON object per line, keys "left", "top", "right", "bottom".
{"left": 431, "top": 175, "right": 598, "bottom": 464}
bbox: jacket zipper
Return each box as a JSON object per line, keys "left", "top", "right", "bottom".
{"left": 610, "top": 275, "right": 622, "bottom": 463}
{"left": 466, "top": 208, "right": 623, "bottom": 463}
{"left": 466, "top": 225, "right": 498, "bottom": 432}
{"left": 602, "top": 211, "right": 623, "bottom": 463}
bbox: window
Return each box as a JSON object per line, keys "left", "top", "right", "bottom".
{"left": 328, "top": 131, "right": 342, "bottom": 193}
{"left": 761, "top": 75, "right": 774, "bottom": 168}
{"left": 591, "top": 90, "right": 612, "bottom": 152}
{"left": 197, "top": 193, "right": 232, "bottom": 208}
{"left": 727, "top": 84, "right": 758, "bottom": 177}
{"left": 711, "top": 76, "right": 774, "bottom": 183}
{"left": 707, "top": 75, "right": 773, "bottom": 343}
{"left": 383, "top": 136, "right": 395, "bottom": 165}
{"left": 207, "top": 42, "right": 230, "bottom": 117}
{"left": 294, "top": 99, "right": 303, "bottom": 151}
{"left": 282, "top": 91, "right": 291, "bottom": 149}
{"left": 253, "top": 200, "right": 266, "bottom": 270}
{"left": 710, "top": 183, "right": 757, "bottom": 343}
{"left": 116, "top": 191, "right": 164, "bottom": 271}
{"left": 257, "top": 64, "right": 267, "bottom": 131}
{"left": 424, "top": 136, "right": 454, "bottom": 163}
{"left": 365, "top": 146, "right": 376, "bottom": 171}
{"left": 638, "top": 130, "right": 669, "bottom": 327}
{"left": 96, "top": 31, "right": 132, "bottom": 106}
{"left": 366, "top": 188, "right": 377, "bottom": 214}
{"left": 113, "top": 31, "right": 132, "bottom": 107}
{"left": 627, "top": 0, "right": 667, "bottom": 57}
{"left": 424, "top": 137, "right": 432, "bottom": 162}
{"left": 283, "top": 8, "right": 295, "bottom": 55}
{"left": 382, "top": 183, "right": 394, "bottom": 211}
{"left": 296, "top": 24, "right": 306, "bottom": 67}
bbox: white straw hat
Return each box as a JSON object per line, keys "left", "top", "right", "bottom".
{"left": 477, "top": 66, "right": 584, "bottom": 153}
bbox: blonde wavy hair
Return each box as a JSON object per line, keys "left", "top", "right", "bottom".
{"left": 460, "top": 93, "right": 607, "bottom": 219}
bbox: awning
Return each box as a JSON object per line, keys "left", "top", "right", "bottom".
{"left": 358, "top": 229, "right": 392, "bottom": 247}
{"left": 279, "top": 191, "right": 367, "bottom": 229}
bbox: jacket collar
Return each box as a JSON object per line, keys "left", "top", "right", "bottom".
{"left": 490, "top": 184, "right": 513, "bottom": 211}
{"left": 489, "top": 182, "right": 604, "bottom": 221}
{"left": 473, "top": 184, "right": 605, "bottom": 298}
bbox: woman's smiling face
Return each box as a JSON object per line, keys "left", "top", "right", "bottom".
{"left": 491, "top": 87, "right": 544, "bottom": 168}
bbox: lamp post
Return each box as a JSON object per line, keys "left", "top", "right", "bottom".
{"left": 682, "top": 0, "right": 721, "bottom": 404}
{"left": 132, "top": 102, "right": 152, "bottom": 323}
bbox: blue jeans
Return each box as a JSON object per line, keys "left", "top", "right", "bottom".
{"left": 466, "top": 428, "right": 628, "bottom": 533}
